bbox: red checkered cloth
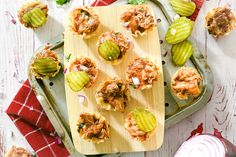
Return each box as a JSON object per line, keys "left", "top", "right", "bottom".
{"left": 6, "top": 0, "right": 203, "bottom": 156}
{"left": 6, "top": 1, "right": 116, "bottom": 157}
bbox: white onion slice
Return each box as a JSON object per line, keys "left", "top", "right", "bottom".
{"left": 78, "top": 94, "right": 86, "bottom": 103}
{"left": 79, "top": 65, "right": 89, "bottom": 72}
{"left": 132, "top": 77, "right": 140, "bottom": 86}
{"left": 174, "top": 135, "right": 225, "bottom": 157}
{"left": 122, "top": 22, "right": 130, "bottom": 27}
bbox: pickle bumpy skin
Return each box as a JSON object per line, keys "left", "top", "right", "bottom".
{"left": 172, "top": 40, "right": 193, "bottom": 66}
{"left": 66, "top": 71, "right": 90, "bottom": 92}
{"left": 169, "top": 0, "right": 196, "bottom": 17}
{"left": 165, "top": 17, "right": 194, "bottom": 44}
{"left": 132, "top": 108, "right": 157, "bottom": 132}
{"left": 98, "top": 40, "right": 121, "bottom": 61}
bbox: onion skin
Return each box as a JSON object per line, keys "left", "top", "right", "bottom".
{"left": 174, "top": 134, "right": 236, "bottom": 157}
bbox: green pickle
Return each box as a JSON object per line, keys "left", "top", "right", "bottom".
{"left": 33, "top": 58, "right": 60, "bottom": 76}
{"left": 169, "top": 0, "right": 196, "bottom": 17}
{"left": 165, "top": 17, "right": 194, "bottom": 44}
{"left": 98, "top": 40, "right": 120, "bottom": 61}
{"left": 22, "top": 8, "right": 47, "bottom": 28}
{"left": 66, "top": 71, "right": 89, "bottom": 92}
{"left": 172, "top": 40, "right": 193, "bottom": 66}
{"left": 132, "top": 108, "right": 157, "bottom": 132}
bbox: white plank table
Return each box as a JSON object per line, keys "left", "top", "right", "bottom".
{"left": 0, "top": 0, "right": 236, "bottom": 156}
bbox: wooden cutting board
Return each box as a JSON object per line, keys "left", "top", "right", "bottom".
{"left": 64, "top": 5, "right": 164, "bottom": 155}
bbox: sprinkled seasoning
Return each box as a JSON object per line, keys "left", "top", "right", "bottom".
{"left": 65, "top": 53, "right": 72, "bottom": 62}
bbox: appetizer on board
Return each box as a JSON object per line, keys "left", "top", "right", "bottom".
{"left": 97, "top": 31, "right": 131, "bottom": 65}
{"left": 18, "top": 1, "right": 48, "bottom": 29}
{"left": 66, "top": 57, "right": 98, "bottom": 92}
{"left": 126, "top": 57, "right": 159, "bottom": 90}
{"left": 125, "top": 108, "right": 157, "bottom": 142}
{"left": 69, "top": 6, "right": 100, "bottom": 39}
{"left": 30, "top": 45, "right": 61, "bottom": 79}
{"left": 205, "top": 6, "right": 236, "bottom": 38}
{"left": 171, "top": 40, "right": 193, "bottom": 66}
{"left": 171, "top": 67, "right": 202, "bottom": 100}
{"left": 77, "top": 112, "right": 110, "bottom": 143}
{"left": 95, "top": 78, "right": 130, "bottom": 112}
{"left": 120, "top": 6, "right": 155, "bottom": 37}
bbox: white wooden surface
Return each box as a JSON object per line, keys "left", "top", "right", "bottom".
{"left": 0, "top": 0, "right": 236, "bottom": 157}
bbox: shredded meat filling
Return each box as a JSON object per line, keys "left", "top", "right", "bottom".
{"left": 97, "top": 31, "right": 130, "bottom": 59}
{"left": 125, "top": 113, "right": 148, "bottom": 142}
{"left": 171, "top": 67, "right": 202, "bottom": 99}
{"left": 120, "top": 6, "right": 155, "bottom": 36}
{"left": 70, "top": 7, "right": 100, "bottom": 37}
{"left": 96, "top": 78, "right": 130, "bottom": 112}
{"left": 35, "top": 44, "right": 58, "bottom": 60}
{"left": 206, "top": 7, "right": 236, "bottom": 37}
{"left": 69, "top": 57, "right": 98, "bottom": 88}
{"left": 126, "top": 58, "right": 158, "bottom": 90}
{"left": 77, "top": 113, "right": 110, "bottom": 143}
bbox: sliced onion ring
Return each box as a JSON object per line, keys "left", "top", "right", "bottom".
{"left": 174, "top": 135, "right": 225, "bottom": 157}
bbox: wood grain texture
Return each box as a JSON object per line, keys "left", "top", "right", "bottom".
{"left": 1, "top": 0, "right": 236, "bottom": 157}
{"left": 64, "top": 5, "right": 164, "bottom": 155}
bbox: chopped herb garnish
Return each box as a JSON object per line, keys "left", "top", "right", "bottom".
{"left": 56, "top": 0, "right": 70, "bottom": 5}
{"left": 78, "top": 123, "right": 85, "bottom": 130}
{"left": 117, "top": 83, "right": 123, "bottom": 89}
{"left": 65, "top": 53, "right": 72, "bottom": 62}
{"left": 128, "top": 0, "right": 146, "bottom": 5}
{"left": 130, "top": 82, "right": 136, "bottom": 88}
{"left": 81, "top": 10, "right": 90, "bottom": 16}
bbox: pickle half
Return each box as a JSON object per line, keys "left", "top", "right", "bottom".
{"left": 31, "top": 57, "right": 60, "bottom": 79}
{"left": 172, "top": 40, "right": 193, "bottom": 66}
{"left": 165, "top": 17, "right": 194, "bottom": 44}
{"left": 98, "top": 40, "right": 120, "bottom": 61}
{"left": 22, "top": 8, "right": 47, "bottom": 28}
{"left": 66, "top": 71, "right": 89, "bottom": 92}
{"left": 132, "top": 108, "right": 157, "bottom": 132}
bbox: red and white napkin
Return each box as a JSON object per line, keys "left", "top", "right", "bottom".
{"left": 6, "top": 0, "right": 202, "bottom": 157}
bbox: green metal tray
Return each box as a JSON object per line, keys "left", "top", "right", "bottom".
{"left": 28, "top": 0, "right": 213, "bottom": 156}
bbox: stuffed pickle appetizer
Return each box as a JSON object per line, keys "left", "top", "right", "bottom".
{"left": 95, "top": 78, "right": 130, "bottom": 112}
{"left": 66, "top": 57, "right": 98, "bottom": 92}
{"left": 97, "top": 31, "right": 131, "bottom": 65}
{"left": 77, "top": 112, "right": 110, "bottom": 143}
{"left": 126, "top": 57, "right": 158, "bottom": 90}
{"left": 125, "top": 108, "right": 157, "bottom": 142}
{"left": 18, "top": 1, "right": 48, "bottom": 29}
{"left": 120, "top": 6, "right": 155, "bottom": 37}
{"left": 205, "top": 6, "right": 236, "bottom": 37}
{"left": 171, "top": 67, "right": 202, "bottom": 100}
{"left": 30, "top": 45, "right": 61, "bottom": 79}
{"left": 69, "top": 6, "right": 100, "bottom": 39}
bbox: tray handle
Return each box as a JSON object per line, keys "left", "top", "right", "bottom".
{"left": 150, "top": 0, "right": 178, "bottom": 23}
{"left": 36, "top": 94, "right": 65, "bottom": 138}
